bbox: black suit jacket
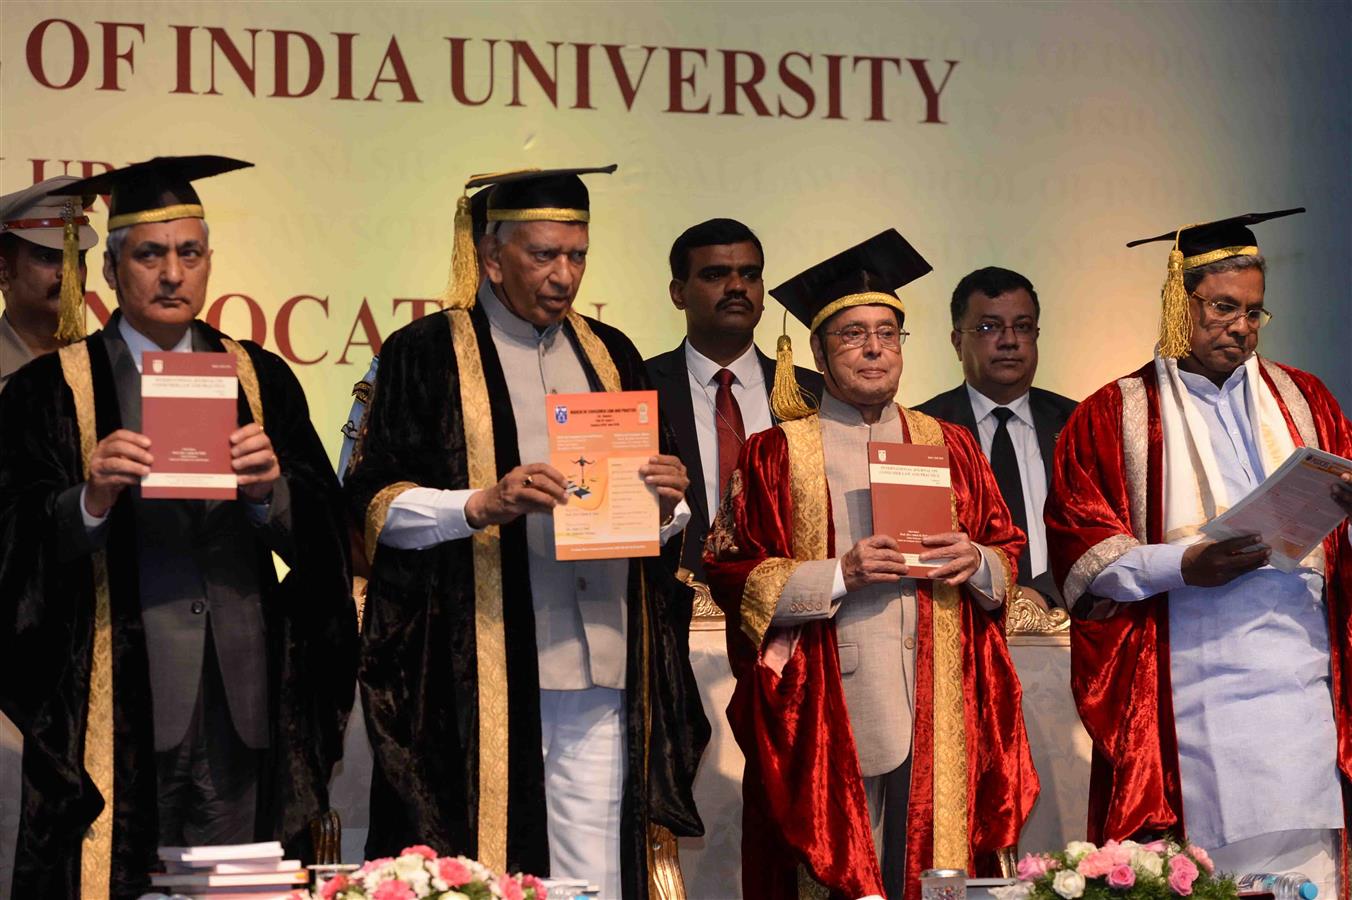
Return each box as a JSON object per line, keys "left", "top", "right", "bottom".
{"left": 646, "top": 341, "right": 824, "bottom": 580}
{"left": 914, "top": 383, "right": 1077, "bottom": 602}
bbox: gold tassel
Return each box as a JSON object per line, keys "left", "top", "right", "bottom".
{"left": 440, "top": 193, "right": 479, "bottom": 310}
{"left": 771, "top": 333, "right": 816, "bottom": 421}
{"left": 54, "top": 204, "right": 85, "bottom": 344}
{"left": 1156, "top": 242, "right": 1192, "bottom": 359}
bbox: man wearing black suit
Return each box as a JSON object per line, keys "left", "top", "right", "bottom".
{"left": 646, "top": 218, "right": 823, "bottom": 583}
{"left": 916, "top": 267, "right": 1076, "bottom": 608}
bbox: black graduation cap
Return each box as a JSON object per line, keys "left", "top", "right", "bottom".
{"left": 1130, "top": 207, "right": 1304, "bottom": 358}
{"left": 769, "top": 228, "right": 932, "bottom": 333}
{"left": 465, "top": 164, "right": 618, "bottom": 224}
{"left": 1126, "top": 207, "right": 1305, "bottom": 264}
{"left": 52, "top": 155, "right": 252, "bottom": 231}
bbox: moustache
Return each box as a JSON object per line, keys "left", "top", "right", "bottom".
{"left": 716, "top": 294, "right": 753, "bottom": 310}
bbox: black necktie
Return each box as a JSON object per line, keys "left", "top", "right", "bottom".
{"left": 989, "top": 407, "right": 1031, "bottom": 583}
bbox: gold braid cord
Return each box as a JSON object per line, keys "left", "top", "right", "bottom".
{"left": 903, "top": 408, "right": 970, "bottom": 871}
{"left": 58, "top": 343, "right": 113, "bottom": 900}
{"left": 647, "top": 824, "right": 687, "bottom": 900}
{"left": 220, "top": 339, "right": 264, "bottom": 427}
{"left": 447, "top": 309, "right": 510, "bottom": 872}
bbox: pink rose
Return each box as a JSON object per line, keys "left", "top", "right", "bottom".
{"left": 438, "top": 856, "right": 473, "bottom": 886}
{"left": 1108, "top": 865, "right": 1136, "bottom": 889}
{"left": 1168, "top": 854, "right": 1199, "bottom": 895}
{"left": 1185, "top": 845, "right": 1214, "bottom": 874}
{"left": 521, "top": 874, "right": 548, "bottom": 900}
{"left": 501, "top": 875, "right": 525, "bottom": 900}
{"left": 1102, "top": 841, "right": 1133, "bottom": 866}
{"left": 373, "top": 882, "right": 416, "bottom": 900}
{"left": 359, "top": 856, "right": 394, "bottom": 875}
{"left": 400, "top": 844, "right": 438, "bottom": 860}
{"left": 1142, "top": 840, "right": 1168, "bottom": 853}
{"left": 319, "top": 873, "right": 349, "bottom": 900}
{"left": 1077, "top": 850, "right": 1115, "bottom": 879}
{"left": 1017, "top": 854, "right": 1058, "bottom": 881}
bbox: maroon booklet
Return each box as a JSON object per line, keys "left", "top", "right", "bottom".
{"left": 141, "top": 351, "right": 238, "bottom": 499}
{"left": 867, "top": 441, "right": 953, "bottom": 579}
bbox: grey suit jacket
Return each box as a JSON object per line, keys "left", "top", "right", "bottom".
{"left": 57, "top": 316, "right": 294, "bottom": 751}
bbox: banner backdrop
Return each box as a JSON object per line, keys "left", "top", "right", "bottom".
{"left": 3, "top": 1, "right": 1349, "bottom": 465}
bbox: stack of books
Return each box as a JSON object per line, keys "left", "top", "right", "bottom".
{"left": 151, "top": 841, "right": 307, "bottom": 899}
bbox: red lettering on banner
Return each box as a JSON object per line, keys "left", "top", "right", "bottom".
{"left": 97, "top": 21, "right": 144, "bottom": 90}
{"left": 448, "top": 37, "right": 496, "bottom": 105}
{"left": 275, "top": 294, "right": 329, "bottom": 364}
{"left": 777, "top": 52, "right": 814, "bottom": 119}
{"left": 590, "top": 303, "right": 606, "bottom": 321}
{"left": 508, "top": 40, "right": 560, "bottom": 107}
{"left": 824, "top": 53, "right": 846, "bottom": 120}
{"left": 171, "top": 24, "right": 195, "bottom": 93}
{"left": 853, "top": 55, "right": 902, "bottom": 121}
{"left": 909, "top": 58, "right": 958, "bottom": 123}
{"left": 30, "top": 159, "right": 115, "bottom": 193}
{"left": 333, "top": 32, "right": 358, "bottom": 100}
{"left": 572, "top": 43, "right": 594, "bottom": 110}
{"left": 337, "top": 299, "right": 382, "bottom": 364}
{"left": 665, "top": 47, "right": 709, "bottom": 114}
{"left": 206, "top": 27, "right": 260, "bottom": 96}
{"left": 27, "top": 19, "right": 90, "bottom": 90}
{"left": 85, "top": 291, "right": 114, "bottom": 328}
{"left": 365, "top": 36, "right": 419, "bottom": 102}
{"left": 205, "top": 293, "right": 268, "bottom": 344}
{"left": 392, "top": 298, "right": 442, "bottom": 324}
{"left": 720, "top": 50, "right": 770, "bottom": 116}
{"left": 604, "top": 44, "right": 657, "bottom": 111}
{"left": 272, "top": 30, "right": 324, "bottom": 98}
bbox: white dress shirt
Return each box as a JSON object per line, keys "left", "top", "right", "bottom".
{"left": 683, "top": 340, "right": 775, "bottom": 518}
{"left": 966, "top": 385, "right": 1048, "bottom": 579}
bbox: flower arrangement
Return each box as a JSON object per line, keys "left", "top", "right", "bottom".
{"left": 992, "top": 839, "right": 1237, "bottom": 900}
{"left": 307, "top": 845, "right": 547, "bottom": 900}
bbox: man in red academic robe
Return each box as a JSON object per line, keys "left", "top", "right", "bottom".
{"left": 1046, "top": 209, "right": 1352, "bottom": 899}
{"left": 704, "top": 230, "right": 1039, "bottom": 900}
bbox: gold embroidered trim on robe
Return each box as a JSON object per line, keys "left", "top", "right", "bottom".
{"left": 58, "top": 342, "right": 113, "bottom": 900}
{"left": 1117, "top": 377, "right": 1149, "bottom": 542}
{"left": 221, "top": 338, "right": 263, "bottom": 427}
{"left": 1063, "top": 533, "right": 1141, "bottom": 611}
{"left": 364, "top": 481, "right": 418, "bottom": 565}
{"left": 446, "top": 309, "right": 511, "bottom": 871}
{"left": 566, "top": 310, "right": 622, "bottom": 392}
{"left": 902, "top": 406, "right": 969, "bottom": 870}
{"left": 742, "top": 558, "right": 800, "bottom": 647}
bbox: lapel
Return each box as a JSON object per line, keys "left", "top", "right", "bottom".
{"left": 652, "top": 342, "right": 708, "bottom": 528}
{"left": 948, "top": 384, "right": 980, "bottom": 442}
{"left": 100, "top": 312, "right": 143, "bottom": 432}
{"left": 1028, "top": 388, "right": 1059, "bottom": 482}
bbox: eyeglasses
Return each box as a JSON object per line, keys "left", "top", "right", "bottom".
{"left": 823, "top": 325, "right": 909, "bottom": 349}
{"left": 1189, "top": 292, "right": 1273, "bottom": 329}
{"left": 955, "top": 321, "right": 1040, "bottom": 342}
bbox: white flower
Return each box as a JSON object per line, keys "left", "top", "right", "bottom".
{"left": 1052, "top": 870, "right": 1086, "bottom": 899}
{"left": 991, "top": 882, "right": 1036, "bottom": 900}
{"left": 1064, "top": 842, "right": 1097, "bottom": 864}
{"left": 1131, "top": 849, "right": 1164, "bottom": 877}
{"left": 444, "top": 893, "right": 470, "bottom": 900}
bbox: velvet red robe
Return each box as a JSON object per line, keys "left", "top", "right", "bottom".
{"left": 1045, "top": 358, "right": 1352, "bottom": 896}
{"left": 703, "top": 407, "right": 1038, "bottom": 900}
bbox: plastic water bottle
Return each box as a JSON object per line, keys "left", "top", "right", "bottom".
{"left": 1237, "top": 872, "right": 1318, "bottom": 900}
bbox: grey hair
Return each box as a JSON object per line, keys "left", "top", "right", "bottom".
{"left": 104, "top": 219, "right": 210, "bottom": 263}
{"left": 486, "top": 220, "right": 520, "bottom": 244}
{"left": 1183, "top": 253, "right": 1265, "bottom": 293}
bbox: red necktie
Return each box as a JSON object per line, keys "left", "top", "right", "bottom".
{"left": 714, "top": 368, "right": 746, "bottom": 499}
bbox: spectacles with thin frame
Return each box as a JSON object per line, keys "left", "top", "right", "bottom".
{"left": 955, "top": 321, "right": 1040, "bottom": 341}
{"left": 1189, "top": 292, "right": 1273, "bottom": 329}
{"left": 823, "top": 325, "right": 909, "bottom": 349}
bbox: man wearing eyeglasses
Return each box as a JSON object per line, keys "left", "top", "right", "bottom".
{"left": 916, "top": 268, "right": 1077, "bottom": 608}
{"left": 1045, "top": 209, "right": 1352, "bottom": 897}
{"left": 703, "top": 231, "right": 1037, "bottom": 900}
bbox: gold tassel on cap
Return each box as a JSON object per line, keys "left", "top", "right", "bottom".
{"left": 54, "top": 201, "right": 86, "bottom": 343}
{"left": 770, "top": 317, "right": 816, "bottom": 421}
{"left": 1155, "top": 233, "right": 1192, "bottom": 359}
{"left": 440, "top": 192, "right": 479, "bottom": 311}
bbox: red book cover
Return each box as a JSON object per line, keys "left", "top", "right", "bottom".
{"left": 867, "top": 441, "right": 953, "bottom": 580}
{"left": 141, "top": 351, "right": 238, "bottom": 499}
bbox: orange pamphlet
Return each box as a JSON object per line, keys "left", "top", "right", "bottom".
{"left": 867, "top": 441, "right": 953, "bottom": 580}
{"left": 546, "top": 390, "right": 660, "bottom": 561}
{"left": 141, "top": 351, "right": 238, "bottom": 499}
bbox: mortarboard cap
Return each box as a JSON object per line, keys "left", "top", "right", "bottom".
{"left": 53, "top": 155, "right": 252, "bottom": 232}
{"left": 0, "top": 176, "right": 101, "bottom": 344}
{"left": 441, "top": 165, "right": 618, "bottom": 310}
{"left": 764, "top": 229, "right": 932, "bottom": 420}
{"left": 1128, "top": 207, "right": 1304, "bottom": 357}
